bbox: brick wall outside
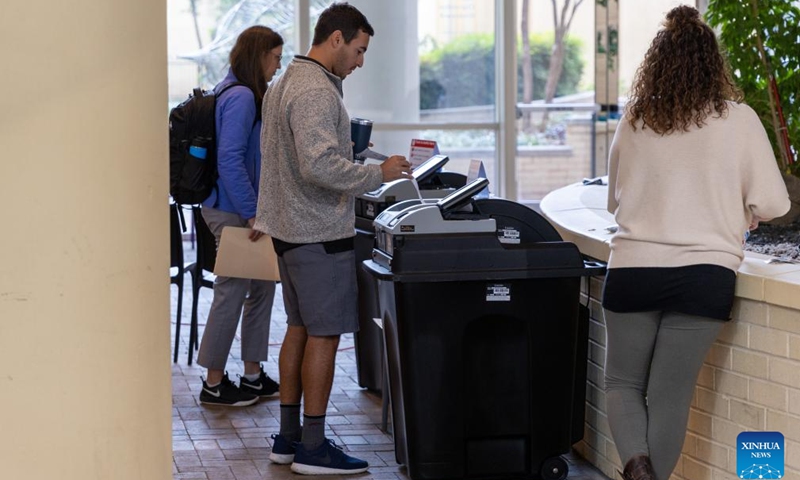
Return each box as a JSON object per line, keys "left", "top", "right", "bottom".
{"left": 517, "top": 120, "right": 615, "bottom": 201}
{"left": 439, "top": 118, "right": 616, "bottom": 202}
{"left": 574, "top": 276, "right": 800, "bottom": 480}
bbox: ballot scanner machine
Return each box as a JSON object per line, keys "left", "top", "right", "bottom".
{"left": 353, "top": 154, "right": 464, "bottom": 392}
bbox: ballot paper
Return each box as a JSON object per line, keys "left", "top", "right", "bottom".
{"left": 408, "top": 139, "right": 439, "bottom": 168}
{"left": 214, "top": 227, "right": 280, "bottom": 281}
{"left": 363, "top": 158, "right": 384, "bottom": 167}
{"left": 358, "top": 147, "right": 389, "bottom": 161}
{"left": 467, "top": 159, "right": 490, "bottom": 199}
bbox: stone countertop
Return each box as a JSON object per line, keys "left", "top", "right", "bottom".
{"left": 540, "top": 181, "right": 800, "bottom": 310}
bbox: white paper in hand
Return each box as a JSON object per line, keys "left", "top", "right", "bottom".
{"left": 359, "top": 148, "right": 389, "bottom": 161}
{"left": 214, "top": 227, "right": 280, "bottom": 281}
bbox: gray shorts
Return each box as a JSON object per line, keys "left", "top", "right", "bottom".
{"left": 277, "top": 243, "right": 359, "bottom": 337}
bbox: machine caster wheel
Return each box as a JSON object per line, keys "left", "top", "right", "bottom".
{"left": 540, "top": 456, "right": 569, "bottom": 480}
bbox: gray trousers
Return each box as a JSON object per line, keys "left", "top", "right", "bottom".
{"left": 603, "top": 310, "right": 723, "bottom": 480}
{"left": 197, "top": 207, "right": 276, "bottom": 370}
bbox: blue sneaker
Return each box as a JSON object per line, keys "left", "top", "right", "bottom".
{"left": 269, "top": 434, "right": 296, "bottom": 464}
{"left": 290, "top": 439, "right": 369, "bottom": 475}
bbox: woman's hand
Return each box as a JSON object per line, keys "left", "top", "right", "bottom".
{"left": 247, "top": 218, "right": 264, "bottom": 241}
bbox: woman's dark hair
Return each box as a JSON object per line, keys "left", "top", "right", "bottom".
{"left": 625, "top": 5, "right": 742, "bottom": 134}
{"left": 229, "top": 25, "right": 284, "bottom": 106}
{"left": 312, "top": 2, "right": 374, "bottom": 46}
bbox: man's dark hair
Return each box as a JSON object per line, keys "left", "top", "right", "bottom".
{"left": 312, "top": 2, "right": 374, "bottom": 46}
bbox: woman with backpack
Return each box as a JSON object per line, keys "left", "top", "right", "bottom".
{"left": 197, "top": 25, "right": 284, "bottom": 407}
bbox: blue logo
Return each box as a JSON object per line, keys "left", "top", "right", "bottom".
{"left": 737, "top": 431, "right": 784, "bottom": 479}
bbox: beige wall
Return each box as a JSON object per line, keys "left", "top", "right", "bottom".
{"left": 0, "top": 1, "right": 172, "bottom": 479}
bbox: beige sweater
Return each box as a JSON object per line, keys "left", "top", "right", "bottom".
{"left": 607, "top": 101, "right": 791, "bottom": 271}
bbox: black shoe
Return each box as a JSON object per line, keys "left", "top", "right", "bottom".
{"left": 239, "top": 365, "right": 279, "bottom": 397}
{"left": 199, "top": 373, "right": 258, "bottom": 407}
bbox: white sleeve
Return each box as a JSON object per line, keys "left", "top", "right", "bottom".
{"left": 606, "top": 121, "right": 625, "bottom": 215}
{"left": 741, "top": 110, "right": 791, "bottom": 221}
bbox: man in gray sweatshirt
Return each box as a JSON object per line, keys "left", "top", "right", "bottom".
{"left": 254, "top": 2, "right": 410, "bottom": 476}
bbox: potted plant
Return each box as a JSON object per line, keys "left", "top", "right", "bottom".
{"left": 706, "top": 0, "right": 800, "bottom": 223}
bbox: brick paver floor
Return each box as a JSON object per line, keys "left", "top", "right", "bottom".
{"left": 171, "top": 240, "right": 611, "bottom": 480}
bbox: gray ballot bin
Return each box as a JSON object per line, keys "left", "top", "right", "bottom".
{"left": 354, "top": 155, "right": 465, "bottom": 392}
{"left": 363, "top": 178, "right": 605, "bottom": 480}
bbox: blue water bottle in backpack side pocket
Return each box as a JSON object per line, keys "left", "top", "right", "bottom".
{"left": 189, "top": 137, "right": 208, "bottom": 160}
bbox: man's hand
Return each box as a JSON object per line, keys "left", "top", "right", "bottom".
{"left": 380, "top": 155, "right": 411, "bottom": 182}
{"left": 247, "top": 218, "right": 264, "bottom": 241}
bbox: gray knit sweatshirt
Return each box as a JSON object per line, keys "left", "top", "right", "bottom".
{"left": 254, "top": 56, "right": 383, "bottom": 243}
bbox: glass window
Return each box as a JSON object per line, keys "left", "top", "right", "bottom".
{"left": 418, "top": 0, "right": 497, "bottom": 118}
{"left": 511, "top": 0, "right": 695, "bottom": 202}
{"left": 167, "top": 0, "right": 298, "bottom": 106}
{"left": 169, "top": 0, "right": 499, "bottom": 189}
{"left": 340, "top": 0, "right": 498, "bottom": 189}
{"left": 167, "top": 0, "right": 708, "bottom": 203}
{"left": 514, "top": 0, "right": 595, "bottom": 202}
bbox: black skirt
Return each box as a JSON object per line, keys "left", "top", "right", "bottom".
{"left": 602, "top": 264, "right": 737, "bottom": 321}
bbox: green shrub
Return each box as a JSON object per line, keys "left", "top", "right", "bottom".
{"left": 706, "top": 0, "right": 800, "bottom": 175}
{"left": 517, "top": 33, "right": 584, "bottom": 101}
{"left": 419, "top": 33, "right": 585, "bottom": 109}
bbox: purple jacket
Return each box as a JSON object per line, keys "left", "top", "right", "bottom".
{"left": 202, "top": 70, "right": 261, "bottom": 220}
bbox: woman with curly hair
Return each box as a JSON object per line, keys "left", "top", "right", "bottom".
{"left": 602, "top": 6, "right": 789, "bottom": 480}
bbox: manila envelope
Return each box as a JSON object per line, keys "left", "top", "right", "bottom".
{"left": 214, "top": 227, "right": 280, "bottom": 281}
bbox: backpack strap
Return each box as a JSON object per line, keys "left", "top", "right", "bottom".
{"left": 215, "top": 81, "right": 246, "bottom": 97}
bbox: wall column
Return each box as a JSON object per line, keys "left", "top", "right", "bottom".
{"left": 0, "top": 1, "right": 171, "bottom": 479}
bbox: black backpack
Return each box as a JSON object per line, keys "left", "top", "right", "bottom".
{"left": 169, "top": 82, "right": 253, "bottom": 205}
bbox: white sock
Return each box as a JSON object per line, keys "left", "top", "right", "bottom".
{"left": 243, "top": 372, "right": 260, "bottom": 382}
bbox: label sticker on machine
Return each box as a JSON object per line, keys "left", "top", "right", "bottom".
{"left": 497, "top": 226, "right": 521, "bottom": 244}
{"left": 486, "top": 284, "right": 511, "bottom": 302}
{"left": 400, "top": 225, "right": 415, "bottom": 233}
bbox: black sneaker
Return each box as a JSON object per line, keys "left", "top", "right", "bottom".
{"left": 199, "top": 373, "right": 258, "bottom": 407}
{"left": 239, "top": 365, "right": 279, "bottom": 397}
{"left": 290, "top": 439, "right": 369, "bottom": 475}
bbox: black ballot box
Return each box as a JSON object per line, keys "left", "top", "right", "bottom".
{"left": 363, "top": 189, "right": 604, "bottom": 480}
{"left": 353, "top": 218, "right": 385, "bottom": 391}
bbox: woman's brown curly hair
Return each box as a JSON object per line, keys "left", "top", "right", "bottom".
{"left": 626, "top": 5, "right": 743, "bottom": 134}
